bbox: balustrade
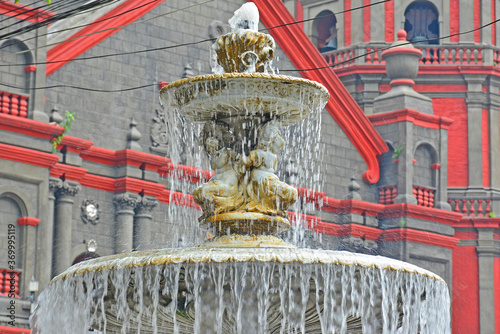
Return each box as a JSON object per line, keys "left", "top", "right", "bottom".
{"left": 0, "top": 91, "right": 28, "bottom": 118}
{"left": 322, "top": 45, "right": 491, "bottom": 68}
{"left": 378, "top": 185, "right": 397, "bottom": 205}
{"left": 0, "top": 269, "right": 20, "bottom": 298}
{"left": 448, "top": 198, "right": 492, "bottom": 217}
{"left": 413, "top": 185, "right": 435, "bottom": 208}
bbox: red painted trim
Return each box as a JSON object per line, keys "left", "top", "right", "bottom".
{"left": 24, "top": 65, "right": 36, "bottom": 73}
{"left": 158, "top": 164, "right": 212, "bottom": 184}
{"left": 495, "top": 257, "right": 500, "bottom": 334}
{"left": 0, "top": 0, "right": 54, "bottom": 23}
{"left": 492, "top": 0, "right": 497, "bottom": 46}
{"left": 381, "top": 228, "right": 459, "bottom": 248}
{"left": 379, "top": 83, "right": 468, "bottom": 93}
{"left": 456, "top": 218, "right": 500, "bottom": 230}
{"left": 58, "top": 135, "right": 93, "bottom": 153}
{"left": 430, "top": 163, "right": 441, "bottom": 170}
{"left": 115, "top": 177, "right": 166, "bottom": 197}
{"left": 46, "top": 0, "right": 167, "bottom": 76}
{"left": 0, "top": 143, "right": 59, "bottom": 169}
{"left": 433, "top": 98, "right": 469, "bottom": 187}
{"left": 380, "top": 203, "right": 463, "bottom": 226}
{"left": 473, "top": 0, "right": 481, "bottom": 43}
{"left": 344, "top": 0, "right": 351, "bottom": 46}
{"left": 158, "top": 81, "right": 168, "bottom": 89}
{"left": 363, "top": 0, "right": 370, "bottom": 43}
{"left": 482, "top": 109, "right": 490, "bottom": 187}
{"left": 368, "top": 108, "right": 453, "bottom": 130}
{"left": 450, "top": 0, "right": 460, "bottom": 42}
{"left": 0, "top": 325, "right": 30, "bottom": 334}
{"left": 253, "top": 0, "right": 388, "bottom": 183}
{"left": 49, "top": 163, "right": 88, "bottom": 181}
{"left": 0, "top": 113, "right": 63, "bottom": 140}
{"left": 384, "top": 0, "right": 394, "bottom": 43}
{"left": 454, "top": 231, "right": 479, "bottom": 240}
{"left": 316, "top": 222, "right": 383, "bottom": 241}
{"left": 296, "top": 187, "right": 325, "bottom": 203}
{"left": 296, "top": 0, "right": 303, "bottom": 30}
{"left": 453, "top": 245, "right": 480, "bottom": 333}
{"left": 17, "top": 217, "right": 40, "bottom": 226}
{"left": 382, "top": 47, "right": 422, "bottom": 58}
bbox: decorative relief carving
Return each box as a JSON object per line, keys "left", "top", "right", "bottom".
{"left": 150, "top": 109, "right": 169, "bottom": 154}
{"left": 55, "top": 180, "right": 81, "bottom": 198}
{"left": 48, "top": 177, "right": 63, "bottom": 194}
{"left": 113, "top": 193, "right": 141, "bottom": 212}
{"left": 135, "top": 196, "right": 158, "bottom": 215}
{"left": 81, "top": 199, "right": 100, "bottom": 225}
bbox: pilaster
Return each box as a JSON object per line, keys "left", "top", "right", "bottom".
{"left": 53, "top": 180, "right": 81, "bottom": 276}
{"left": 476, "top": 227, "right": 497, "bottom": 334}
{"left": 39, "top": 177, "right": 61, "bottom": 287}
{"left": 113, "top": 192, "right": 141, "bottom": 253}
{"left": 133, "top": 196, "right": 159, "bottom": 251}
{"left": 394, "top": 120, "right": 417, "bottom": 204}
{"left": 29, "top": 25, "right": 49, "bottom": 123}
{"left": 458, "top": 1, "right": 474, "bottom": 43}
{"left": 464, "top": 74, "right": 487, "bottom": 189}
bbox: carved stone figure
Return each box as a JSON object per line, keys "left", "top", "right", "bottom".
{"left": 244, "top": 122, "right": 298, "bottom": 217}
{"left": 192, "top": 121, "right": 245, "bottom": 219}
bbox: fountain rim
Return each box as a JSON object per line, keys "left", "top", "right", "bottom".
{"left": 53, "top": 247, "right": 445, "bottom": 283}
{"left": 159, "top": 72, "right": 330, "bottom": 96}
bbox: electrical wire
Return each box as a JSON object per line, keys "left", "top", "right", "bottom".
{"left": 1, "top": 1, "right": 498, "bottom": 92}
{"left": 0, "top": 0, "right": 387, "bottom": 66}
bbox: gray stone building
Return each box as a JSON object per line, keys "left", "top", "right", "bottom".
{"left": 0, "top": 0, "right": 498, "bottom": 332}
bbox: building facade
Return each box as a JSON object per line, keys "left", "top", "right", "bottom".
{"left": 0, "top": 0, "right": 498, "bottom": 333}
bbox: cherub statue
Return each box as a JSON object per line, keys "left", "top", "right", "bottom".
{"left": 192, "top": 121, "right": 245, "bottom": 220}
{"left": 243, "top": 121, "right": 298, "bottom": 217}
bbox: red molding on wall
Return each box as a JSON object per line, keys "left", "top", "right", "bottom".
{"left": 344, "top": 0, "right": 351, "bottom": 47}
{"left": 450, "top": 0, "right": 459, "bottom": 42}
{"left": 49, "top": 163, "right": 88, "bottom": 180}
{"left": 252, "top": 0, "right": 388, "bottom": 183}
{"left": 17, "top": 217, "right": 40, "bottom": 226}
{"left": 46, "top": 0, "right": 167, "bottom": 75}
{"left": 380, "top": 228, "right": 459, "bottom": 249}
{"left": 363, "top": 0, "right": 370, "bottom": 43}
{"left": 456, "top": 218, "right": 500, "bottom": 230}
{"left": 0, "top": 325, "right": 30, "bottom": 334}
{"left": 0, "top": 143, "right": 59, "bottom": 169}
{"left": 384, "top": 0, "right": 394, "bottom": 43}
{"left": 0, "top": 0, "right": 54, "bottom": 23}
{"left": 368, "top": 109, "right": 454, "bottom": 130}
{"left": 0, "top": 113, "right": 63, "bottom": 140}
{"left": 380, "top": 203, "right": 463, "bottom": 226}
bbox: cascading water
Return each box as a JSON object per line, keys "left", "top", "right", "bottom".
{"left": 32, "top": 3, "right": 451, "bottom": 334}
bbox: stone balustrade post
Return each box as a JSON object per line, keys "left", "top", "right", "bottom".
{"left": 113, "top": 193, "right": 141, "bottom": 253}
{"left": 53, "top": 180, "right": 81, "bottom": 276}
{"left": 134, "top": 196, "right": 158, "bottom": 251}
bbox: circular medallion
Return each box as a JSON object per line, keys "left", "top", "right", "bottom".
{"left": 81, "top": 199, "right": 100, "bottom": 225}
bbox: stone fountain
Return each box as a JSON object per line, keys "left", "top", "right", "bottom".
{"left": 33, "top": 4, "right": 451, "bottom": 334}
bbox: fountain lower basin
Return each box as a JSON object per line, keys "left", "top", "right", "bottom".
{"left": 34, "top": 247, "right": 451, "bottom": 334}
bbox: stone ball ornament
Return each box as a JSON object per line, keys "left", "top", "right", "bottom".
{"left": 81, "top": 199, "right": 100, "bottom": 225}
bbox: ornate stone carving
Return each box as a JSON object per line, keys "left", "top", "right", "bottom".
{"left": 208, "top": 20, "right": 227, "bottom": 41}
{"left": 127, "top": 118, "right": 142, "bottom": 151}
{"left": 56, "top": 180, "right": 81, "bottom": 198}
{"left": 48, "top": 177, "right": 63, "bottom": 194}
{"left": 135, "top": 196, "right": 159, "bottom": 215}
{"left": 150, "top": 109, "right": 169, "bottom": 154}
{"left": 113, "top": 193, "right": 141, "bottom": 212}
{"left": 81, "top": 199, "right": 100, "bottom": 225}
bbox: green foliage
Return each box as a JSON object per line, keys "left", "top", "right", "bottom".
{"left": 392, "top": 146, "right": 404, "bottom": 159}
{"left": 399, "top": 219, "right": 406, "bottom": 228}
{"left": 488, "top": 211, "right": 496, "bottom": 218}
{"left": 51, "top": 110, "right": 75, "bottom": 153}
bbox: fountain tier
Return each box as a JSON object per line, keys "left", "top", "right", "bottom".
{"left": 35, "top": 248, "right": 451, "bottom": 334}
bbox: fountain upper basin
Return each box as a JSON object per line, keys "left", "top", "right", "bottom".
{"left": 159, "top": 73, "right": 330, "bottom": 126}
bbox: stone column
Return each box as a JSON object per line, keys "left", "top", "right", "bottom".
{"left": 53, "top": 180, "right": 81, "bottom": 276}
{"left": 476, "top": 228, "right": 497, "bottom": 334}
{"left": 133, "top": 196, "right": 159, "bottom": 251}
{"left": 38, "top": 178, "right": 61, "bottom": 287}
{"left": 113, "top": 193, "right": 140, "bottom": 253}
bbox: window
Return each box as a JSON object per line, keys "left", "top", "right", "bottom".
{"left": 404, "top": 1, "right": 439, "bottom": 45}
{"left": 314, "top": 10, "right": 337, "bottom": 52}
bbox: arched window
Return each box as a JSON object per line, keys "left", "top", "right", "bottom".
{"left": 313, "top": 10, "right": 337, "bottom": 52}
{"left": 0, "top": 39, "right": 33, "bottom": 93}
{"left": 404, "top": 1, "right": 439, "bottom": 45}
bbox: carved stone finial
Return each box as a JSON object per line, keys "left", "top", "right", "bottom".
{"left": 345, "top": 177, "right": 362, "bottom": 200}
{"left": 50, "top": 106, "right": 63, "bottom": 125}
{"left": 127, "top": 118, "right": 142, "bottom": 151}
{"left": 182, "top": 63, "right": 194, "bottom": 79}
